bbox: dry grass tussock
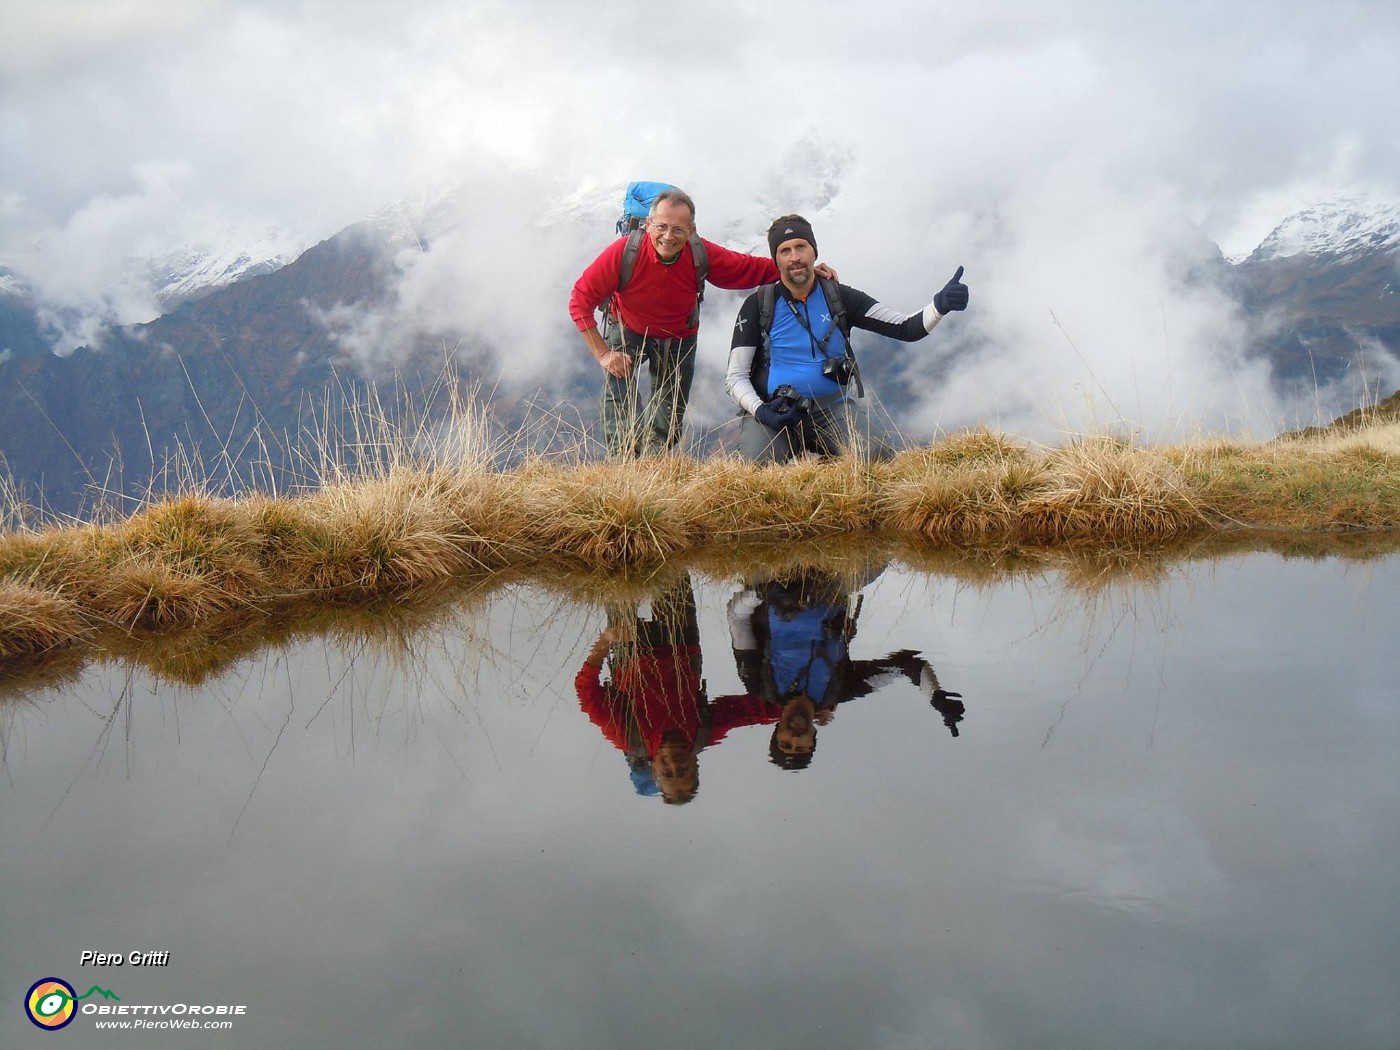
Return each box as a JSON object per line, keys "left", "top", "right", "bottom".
{"left": 1170, "top": 422, "right": 1400, "bottom": 531}
{"left": 876, "top": 431, "right": 1207, "bottom": 543}
{"left": 2, "top": 413, "right": 1399, "bottom": 670}
{"left": 0, "top": 581, "right": 86, "bottom": 662}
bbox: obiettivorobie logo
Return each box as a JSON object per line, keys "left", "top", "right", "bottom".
{"left": 24, "top": 978, "right": 119, "bottom": 1031}
{"left": 23, "top": 975, "right": 248, "bottom": 1032}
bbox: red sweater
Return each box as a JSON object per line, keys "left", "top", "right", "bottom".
{"left": 570, "top": 235, "right": 779, "bottom": 339}
{"left": 575, "top": 651, "right": 780, "bottom": 755}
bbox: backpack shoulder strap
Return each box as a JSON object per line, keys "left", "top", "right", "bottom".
{"left": 818, "top": 276, "right": 863, "bottom": 397}
{"left": 617, "top": 227, "right": 645, "bottom": 292}
{"left": 689, "top": 235, "right": 708, "bottom": 284}
{"left": 745, "top": 283, "right": 779, "bottom": 404}
{"left": 757, "top": 283, "right": 778, "bottom": 361}
{"left": 686, "top": 234, "right": 709, "bottom": 328}
{"left": 758, "top": 282, "right": 777, "bottom": 338}
{"left": 752, "top": 597, "right": 781, "bottom": 704}
{"left": 819, "top": 276, "right": 849, "bottom": 340}
{"left": 601, "top": 228, "right": 647, "bottom": 338}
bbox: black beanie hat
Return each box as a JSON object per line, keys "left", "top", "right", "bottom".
{"left": 767, "top": 216, "right": 817, "bottom": 259}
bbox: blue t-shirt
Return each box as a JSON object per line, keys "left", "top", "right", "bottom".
{"left": 768, "top": 604, "right": 846, "bottom": 701}
{"left": 765, "top": 283, "right": 849, "bottom": 400}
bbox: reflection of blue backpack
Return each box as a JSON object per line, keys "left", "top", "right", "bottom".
{"left": 605, "top": 181, "right": 710, "bottom": 333}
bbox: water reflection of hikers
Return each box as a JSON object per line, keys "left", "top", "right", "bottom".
{"left": 722, "top": 568, "right": 965, "bottom": 771}
{"left": 574, "top": 574, "right": 779, "bottom": 804}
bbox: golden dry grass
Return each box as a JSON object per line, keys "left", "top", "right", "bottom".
{"left": 877, "top": 431, "right": 1208, "bottom": 544}
{"left": 1169, "top": 422, "right": 1400, "bottom": 531}
{"left": 0, "top": 581, "right": 87, "bottom": 662}
{"left": 1, "top": 419, "right": 1398, "bottom": 672}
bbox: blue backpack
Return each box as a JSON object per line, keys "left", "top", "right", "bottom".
{"left": 616, "top": 180, "right": 679, "bottom": 235}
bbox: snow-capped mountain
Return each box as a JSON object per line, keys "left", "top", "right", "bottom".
{"left": 0, "top": 225, "right": 306, "bottom": 355}
{"left": 149, "top": 241, "right": 299, "bottom": 309}
{"left": 143, "top": 212, "right": 324, "bottom": 309}
{"left": 1229, "top": 193, "right": 1400, "bottom": 397}
{"left": 1246, "top": 194, "right": 1400, "bottom": 263}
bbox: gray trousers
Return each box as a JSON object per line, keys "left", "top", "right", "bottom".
{"left": 600, "top": 326, "right": 697, "bottom": 459}
{"left": 737, "top": 393, "right": 899, "bottom": 465}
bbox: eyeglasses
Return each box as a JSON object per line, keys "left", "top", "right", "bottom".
{"left": 648, "top": 221, "right": 691, "bottom": 238}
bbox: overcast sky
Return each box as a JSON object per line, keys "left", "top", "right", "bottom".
{"left": 3, "top": 0, "right": 1399, "bottom": 440}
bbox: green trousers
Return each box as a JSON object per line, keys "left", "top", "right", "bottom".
{"left": 600, "top": 327, "right": 698, "bottom": 459}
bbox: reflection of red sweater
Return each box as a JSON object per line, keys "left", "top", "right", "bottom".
{"left": 569, "top": 236, "right": 779, "bottom": 339}
{"left": 576, "top": 649, "right": 780, "bottom": 755}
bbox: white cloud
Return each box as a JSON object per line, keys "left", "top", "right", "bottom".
{"left": 0, "top": 0, "right": 225, "bottom": 78}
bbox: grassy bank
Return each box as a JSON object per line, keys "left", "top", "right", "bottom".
{"left": 2, "top": 421, "right": 1399, "bottom": 673}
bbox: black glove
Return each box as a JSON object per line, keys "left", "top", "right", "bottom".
{"left": 755, "top": 397, "right": 799, "bottom": 430}
{"left": 932, "top": 265, "right": 968, "bottom": 314}
{"left": 930, "top": 689, "right": 965, "bottom": 737}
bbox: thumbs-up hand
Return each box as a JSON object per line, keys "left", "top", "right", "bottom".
{"left": 933, "top": 265, "right": 968, "bottom": 314}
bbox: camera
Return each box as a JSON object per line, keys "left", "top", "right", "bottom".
{"left": 821, "top": 356, "right": 855, "bottom": 385}
{"left": 771, "top": 384, "right": 812, "bottom": 414}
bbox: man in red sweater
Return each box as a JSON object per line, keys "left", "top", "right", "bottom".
{"left": 574, "top": 574, "right": 780, "bottom": 804}
{"left": 570, "top": 188, "right": 805, "bottom": 458}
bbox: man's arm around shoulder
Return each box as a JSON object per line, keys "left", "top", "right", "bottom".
{"left": 702, "top": 238, "right": 781, "bottom": 290}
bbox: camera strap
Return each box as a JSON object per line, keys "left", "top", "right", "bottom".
{"left": 783, "top": 296, "right": 841, "bottom": 361}
{"left": 781, "top": 295, "right": 864, "bottom": 398}
{"left": 757, "top": 281, "right": 864, "bottom": 397}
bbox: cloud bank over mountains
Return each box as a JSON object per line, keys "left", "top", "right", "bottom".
{"left": 4, "top": 0, "right": 1400, "bottom": 441}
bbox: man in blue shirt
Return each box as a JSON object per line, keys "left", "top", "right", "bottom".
{"left": 722, "top": 567, "right": 966, "bottom": 772}
{"left": 725, "top": 214, "right": 969, "bottom": 463}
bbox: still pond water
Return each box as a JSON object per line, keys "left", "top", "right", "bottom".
{"left": 3, "top": 552, "right": 1398, "bottom": 1048}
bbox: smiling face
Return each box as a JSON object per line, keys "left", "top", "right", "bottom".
{"left": 647, "top": 198, "right": 695, "bottom": 262}
{"left": 775, "top": 237, "right": 817, "bottom": 294}
{"left": 652, "top": 735, "right": 699, "bottom": 803}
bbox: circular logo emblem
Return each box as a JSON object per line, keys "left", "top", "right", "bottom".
{"left": 26, "top": 978, "right": 78, "bottom": 1031}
